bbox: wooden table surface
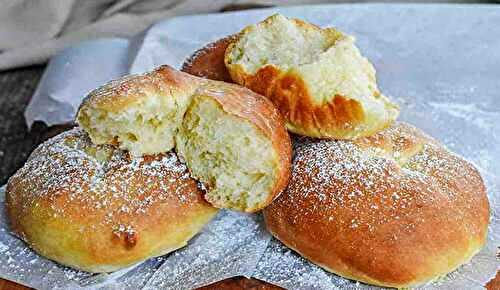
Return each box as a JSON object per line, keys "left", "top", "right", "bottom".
{"left": 0, "top": 64, "right": 498, "bottom": 290}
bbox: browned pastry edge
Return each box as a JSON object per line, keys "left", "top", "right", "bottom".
{"left": 263, "top": 122, "right": 490, "bottom": 288}
{"left": 78, "top": 65, "right": 292, "bottom": 212}
{"left": 181, "top": 37, "right": 377, "bottom": 139}
{"left": 183, "top": 18, "right": 399, "bottom": 140}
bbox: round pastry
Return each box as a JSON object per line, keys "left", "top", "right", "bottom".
{"left": 263, "top": 122, "right": 490, "bottom": 288}
{"left": 224, "top": 14, "right": 399, "bottom": 139}
{"left": 77, "top": 65, "right": 292, "bottom": 212}
{"left": 6, "top": 128, "right": 218, "bottom": 273}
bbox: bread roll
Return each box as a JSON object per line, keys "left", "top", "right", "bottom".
{"left": 263, "top": 122, "right": 490, "bottom": 288}
{"left": 77, "top": 66, "right": 292, "bottom": 212}
{"left": 225, "top": 14, "right": 399, "bottom": 139}
{"left": 6, "top": 128, "right": 218, "bottom": 272}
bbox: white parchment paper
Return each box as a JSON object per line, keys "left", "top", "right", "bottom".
{"left": 7, "top": 4, "right": 500, "bottom": 289}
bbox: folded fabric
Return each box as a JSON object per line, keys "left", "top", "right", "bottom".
{"left": 0, "top": 0, "right": 337, "bottom": 71}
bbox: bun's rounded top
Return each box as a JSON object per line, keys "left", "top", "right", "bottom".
{"left": 264, "top": 122, "right": 490, "bottom": 288}
{"left": 6, "top": 128, "right": 218, "bottom": 272}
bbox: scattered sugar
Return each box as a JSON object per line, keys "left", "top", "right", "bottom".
{"left": 428, "top": 101, "right": 499, "bottom": 131}
{"left": 84, "top": 66, "right": 188, "bottom": 109}
{"left": 0, "top": 241, "right": 8, "bottom": 253}
{"left": 7, "top": 127, "right": 202, "bottom": 240}
{"left": 275, "top": 123, "right": 484, "bottom": 240}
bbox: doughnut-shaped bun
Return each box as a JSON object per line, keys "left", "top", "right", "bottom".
{"left": 77, "top": 66, "right": 292, "bottom": 212}
{"left": 224, "top": 14, "right": 399, "bottom": 139}
{"left": 263, "top": 122, "right": 489, "bottom": 288}
{"left": 6, "top": 128, "right": 218, "bottom": 273}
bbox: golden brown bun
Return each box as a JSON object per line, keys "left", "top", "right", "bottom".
{"left": 182, "top": 35, "right": 235, "bottom": 82}
{"left": 263, "top": 122, "right": 490, "bottom": 288}
{"left": 224, "top": 14, "right": 399, "bottom": 139}
{"left": 6, "top": 128, "right": 218, "bottom": 273}
{"left": 77, "top": 65, "right": 292, "bottom": 212}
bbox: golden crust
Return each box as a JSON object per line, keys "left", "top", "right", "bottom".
{"left": 224, "top": 14, "right": 399, "bottom": 139}
{"left": 198, "top": 81, "right": 292, "bottom": 211}
{"left": 181, "top": 35, "right": 236, "bottom": 82}
{"left": 6, "top": 128, "right": 218, "bottom": 272}
{"left": 263, "top": 122, "right": 490, "bottom": 288}
{"left": 183, "top": 38, "right": 380, "bottom": 139}
{"left": 264, "top": 70, "right": 371, "bottom": 138}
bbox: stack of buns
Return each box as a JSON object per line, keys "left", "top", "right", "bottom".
{"left": 184, "top": 14, "right": 490, "bottom": 288}
{"left": 7, "top": 64, "right": 292, "bottom": 272}
{"left": 6, "top": 13, "right": 489, "bottom": 288}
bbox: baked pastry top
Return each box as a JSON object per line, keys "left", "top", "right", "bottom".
{"left": 182, "top": 35, "right": 235, "bottom": 82}
{"left": 6, "top": 128, "right": 218, "bottom": 272}
{"left": 263, "top": 122, "right": 490, "bottom": 288}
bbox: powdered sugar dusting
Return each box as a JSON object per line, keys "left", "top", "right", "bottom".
{"left": 261, "top": 123, "right": 491, "bottom": 288}
{"left": 7, "top": 127, "right": 201, "bottom": 241}
{"left": 81, "top": 65, "right": 196, "bottom": 113}
{"left": 280, "top": 123, "right": 486, "bottom": 234}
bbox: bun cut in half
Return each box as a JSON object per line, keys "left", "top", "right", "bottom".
{"left": 6, "top": 128, "right": 218, "bottom": 272}
{"left": 225, "top": 14, "right": 399, "bottom": 139}
{"left": 263, "top": 122, "right": 490, "bottom": 288}
{"left": 77, "top": 66, "right": 292, "bottom": 212}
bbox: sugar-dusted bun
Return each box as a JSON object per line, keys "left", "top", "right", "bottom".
{"left": 6, "top": 128, "right": 218, "bottom": 273}
{"left": 77, "top": 66, "right": 292, "bottom": 212}
{"left": 225, "top": 14, "right": 399, "bottom": 139}
{"left": 176, "top": 80, "right": 291, "bottom": 212}
{"left": 263, "top": 122, "right": 490, "bottom": 288}
{"left": 182, "top": 35, "right": 235, "bottom": 82}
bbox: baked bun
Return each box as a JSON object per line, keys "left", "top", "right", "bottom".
{"left": 224, "top": 14, "right": 399, "bottom": 139}
{"left": 77, "top": 66, "right": 292, "bottom": 212}
{"left": 6, "top": 128, "right": 218, "bottom": 272}
{"left": 263, "top": 122, "right": 489, "bottom": 288}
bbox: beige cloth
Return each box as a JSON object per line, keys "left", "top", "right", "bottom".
{"left": 0, "top": 0, "right": 335, "bottom": 71}
{"left": 0, "top": 0, "right": 487, "bottom": 71}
